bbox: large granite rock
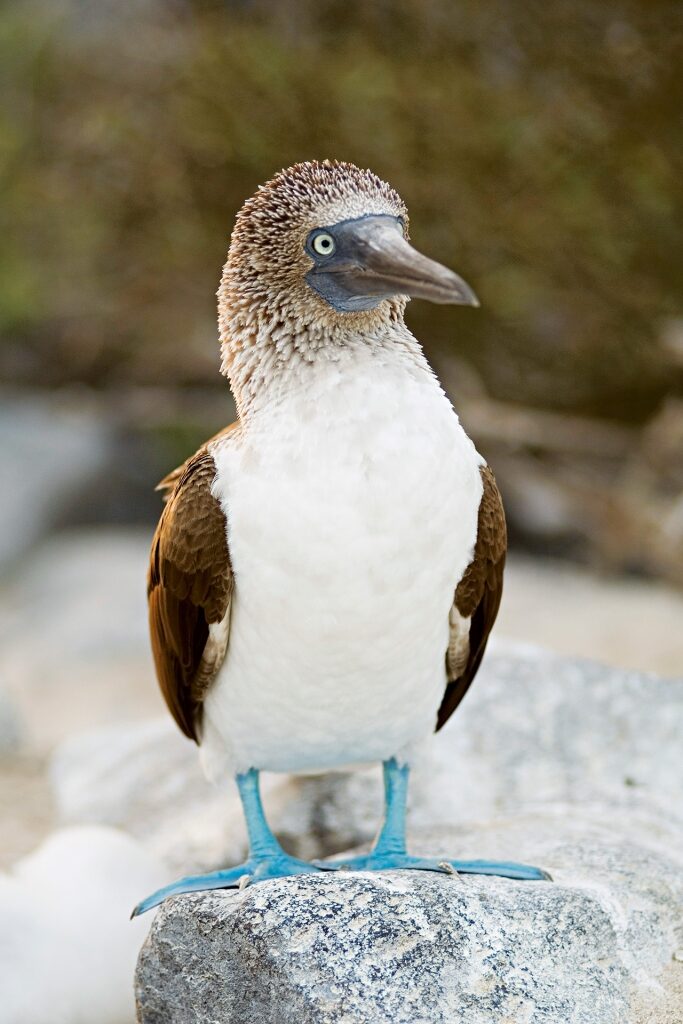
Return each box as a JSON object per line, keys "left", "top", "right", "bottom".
{"left": 135, "top": 814, "right": 683, "bottom": 1024}
{"left": 132, "top": 648, "right": 683, "bottom": 1021}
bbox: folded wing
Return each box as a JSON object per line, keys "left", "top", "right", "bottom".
{"left": 148, "top": 445, "right": 233, "bottom": 742}
{"left": 437, "top": 465, "right": 507, "bottom": 730}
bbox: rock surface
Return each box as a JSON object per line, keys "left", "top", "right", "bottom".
{"left": 136, "top": 815, "right": 683, "bottom": 1024}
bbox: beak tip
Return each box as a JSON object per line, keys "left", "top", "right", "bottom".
{"left": 452, "top": 283, "right": 479, "bottom": 308}
{"left": 444, "top": 269, "right": 479, "bottom": 308}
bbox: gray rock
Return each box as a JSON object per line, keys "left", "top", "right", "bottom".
{"left": 0, "top": 393, "right": 111, "bottom": 570}
{"left": 49, "top": 713, "right": 378, "bottom": 873}
{"left": 411, "top": 641, "right": 683, "bottom": 830}
{"left": 0, "top": 684, "right": 22, "bottom": 754}
{"left": 133, "top": 649, "right": 683, "bottom": 1021}
{"left": 51, "top": 717, "right": 236, "bottom": 874}
{"left": 50, "top": 715, "right": 338, "bottom": 874}
{"left": 277, "top": 642, "right": 683, "bottom": 848}
{"left": 135, "top": 814, "right": 683, "bottom": 1024}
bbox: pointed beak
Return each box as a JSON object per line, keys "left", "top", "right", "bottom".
{"left": 307, "top": 215, "right": 479, "bottom": 310}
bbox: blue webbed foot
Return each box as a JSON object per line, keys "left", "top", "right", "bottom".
{"left": 317, "top": 762, "right": 553, "bottom": 883}
{"left": 317, "top": 852, "right": 551, "bottom": 882}
{"left": 446, "top": 858, "right": 551, "bottom": 881}
{"left": 131, "top": 852, "right": 326, "bottom": 917}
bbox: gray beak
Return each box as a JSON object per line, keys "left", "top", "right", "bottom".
{"left": 306, "top": 215, "right": 479, "bottom": 313}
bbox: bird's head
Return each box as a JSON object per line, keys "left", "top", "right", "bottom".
{"left": 218, "top": 160, "right": 478, "bottom": 407}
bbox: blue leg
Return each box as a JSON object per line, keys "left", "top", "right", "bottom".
{"left": 318, "top": 758, "right": 551, "bottom": 882}
{"left": 131, "top": 769, "right": 325, "bottom": 916}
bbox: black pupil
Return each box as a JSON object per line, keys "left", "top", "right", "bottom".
{"left": 319, "top": 236, "right": 331, "bottom": 249}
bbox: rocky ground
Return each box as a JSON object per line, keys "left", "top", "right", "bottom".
{"left": 125, "top": 647, "right": 683, "bottom": 1023}
{"left": 137, "top": 824, "right": 683, "bottom": 1024}
{"left": 1, "top": 527, "right": 682, "bottom": 1022}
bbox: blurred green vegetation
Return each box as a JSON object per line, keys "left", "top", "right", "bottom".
{"left": 1, "top": 0, "right": 682, "bottom": 419}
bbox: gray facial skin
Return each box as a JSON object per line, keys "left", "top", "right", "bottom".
{"left": 305, "top": 214, "right": 479, "bottom": 313}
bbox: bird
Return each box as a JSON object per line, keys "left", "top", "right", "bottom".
{"left": 132, "top": 160, "right": 548, "bottom": 916}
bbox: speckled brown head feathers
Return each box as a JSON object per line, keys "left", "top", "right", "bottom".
{"left": 217, "top": 161, "right": 412, "bottom": 413}
{"left": 227, "top": 160, "right": 407, "bottom": 296}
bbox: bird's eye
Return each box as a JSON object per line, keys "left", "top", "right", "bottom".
{"left": 311, "top": 232, "right": 336, "bottom": 257}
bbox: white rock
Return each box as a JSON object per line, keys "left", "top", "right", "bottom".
{"left": 135, "top": 813, "right": 683, "bottom": 1024}
{"left": 0, "top": 826, "right": 161, "bottom": 1024}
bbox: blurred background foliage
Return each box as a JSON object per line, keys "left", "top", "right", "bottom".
{"left": 2, "top": 0, "right": 681, "bottom": 408}
{"left": 1, "top": 0, "right": 683, "bottom": 577}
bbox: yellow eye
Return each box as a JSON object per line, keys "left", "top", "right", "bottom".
{"left": 312, "top": 232, "right": 335, "bottom": 257}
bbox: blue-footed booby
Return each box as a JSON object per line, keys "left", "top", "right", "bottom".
{"left": 133, "top": 160, "right": 548, "bottom": 916}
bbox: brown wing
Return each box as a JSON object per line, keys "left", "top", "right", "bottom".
{"left": 148, "top": 444, "right": 233, "bottom": 742}
{"left": 436, "top": 464, "right": 507, "bottom": 730}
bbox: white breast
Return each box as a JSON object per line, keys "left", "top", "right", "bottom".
{"left": 202, "top": 348, "right": 484, "bottom": 778}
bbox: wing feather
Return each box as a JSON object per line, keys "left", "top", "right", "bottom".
{"left": 436, "top": 464, "right": 506, "bottom": 730}
{"left": 147, "top": 443, "right": 233, "bottom": 742}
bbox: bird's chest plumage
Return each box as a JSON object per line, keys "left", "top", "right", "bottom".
{"left": 203, "top": 354, "right": 484, "bottom": 776}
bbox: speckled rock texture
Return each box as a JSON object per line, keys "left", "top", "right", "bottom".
{"left": 136, "top": 813, "right": 683, "bottom": 1024}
